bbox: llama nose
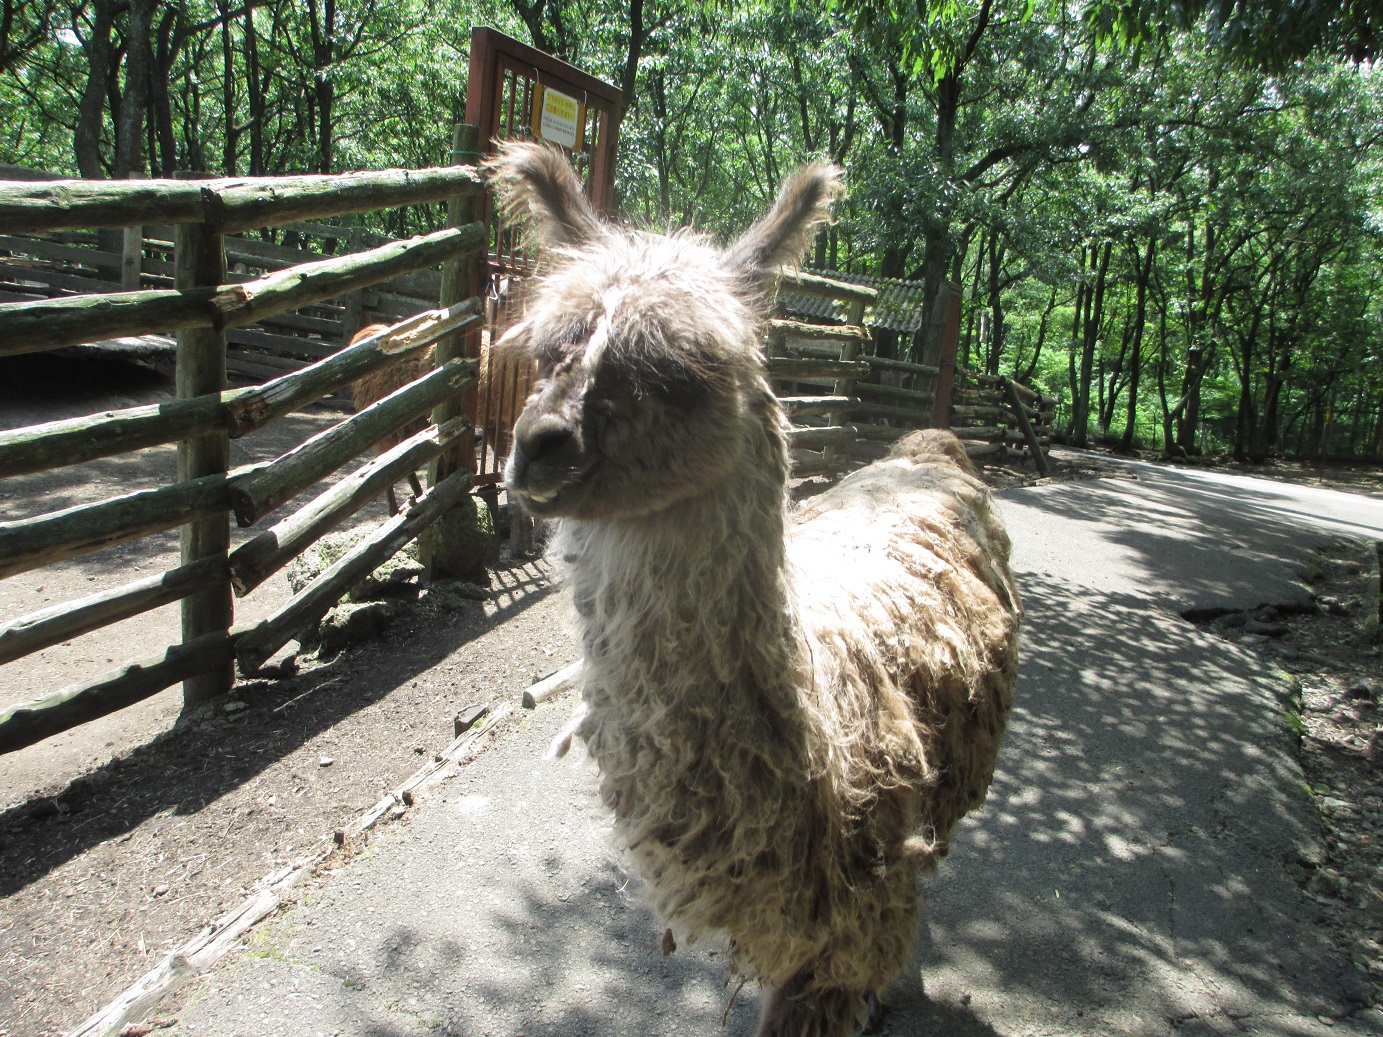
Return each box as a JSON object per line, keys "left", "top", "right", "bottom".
{"left": 516, "top": 413, "right": 576, "bottom": 466}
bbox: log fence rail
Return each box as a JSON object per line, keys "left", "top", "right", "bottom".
{"left": 0, "top": 163, "right": 471, "bottom": 379}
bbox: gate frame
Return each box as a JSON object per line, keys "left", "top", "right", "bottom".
{"left": 461, "top": 27, "right": 623, "bottom": 488}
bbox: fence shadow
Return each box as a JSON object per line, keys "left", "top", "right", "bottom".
{"left": 0, "top": 555, "right": 558, "bottom": 900}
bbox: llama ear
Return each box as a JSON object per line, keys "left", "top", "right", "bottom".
{"left": 728, "top": 163, "right": 844, "bottom": 275}
{"left": 484, "top": 140, "right": 603, "bottom": 247}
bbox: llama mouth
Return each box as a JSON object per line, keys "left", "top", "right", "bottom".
{"left": 508, "top": 462, "right": 596, "bottom": 515}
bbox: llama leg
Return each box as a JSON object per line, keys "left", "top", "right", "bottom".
{"left": 407, "top": 471, "right": 425, "bottom": 502}
{"left": 755, "top": 968, "right": 867, "bottom": 1037}
{"left": 861, "top": 992, "right": 889, "bottom": 1035}
{"left": 386, "top": 484, "right": 401, "bottom": 515}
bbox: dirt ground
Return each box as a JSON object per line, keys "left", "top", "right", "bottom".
{"left": 2, "top": 360, "right": 1380, "bottom": 1035}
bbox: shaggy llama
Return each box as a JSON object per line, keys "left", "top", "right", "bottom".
{"left": 491, "top": 142, "right": 1021, "bottom": 1037}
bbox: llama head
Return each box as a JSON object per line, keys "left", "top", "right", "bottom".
{"left": 488, "top": 142, "right": 842, "bottom": 520}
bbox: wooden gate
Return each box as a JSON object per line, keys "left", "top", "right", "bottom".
{"left": 463, "top": 27, "right": 622, "bottom": 485}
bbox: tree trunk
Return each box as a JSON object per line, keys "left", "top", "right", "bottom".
{"left": 1118, "top": 238, "right": 1156, "bottom": 453}
{"left": 114, "top": 0, "right": 156, "bottom": 178}
{"left": 244, "top": 5, "right": 265, "bottom": 175}
{"left": 985, "top": 230, "right": 1005, "bottom": 375}
{"left": 75, "top": 1, "right": 118, "bottom": 179}
{"left": 1072, "top": 240, "right": 1112, "bottom": 448}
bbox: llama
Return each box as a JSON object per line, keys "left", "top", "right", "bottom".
{"left": 489, "top": 142, "right": 1021, "bottom": 1037}
{"left": 348, "top": 292, "right": 532, "bottom": 513}
{"left": 349, "top": 323, "right": 428, "bottom": 514}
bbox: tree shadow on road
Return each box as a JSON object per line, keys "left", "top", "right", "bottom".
{"left": 903, "top": 567, "right": 1367, "bottom": 1033}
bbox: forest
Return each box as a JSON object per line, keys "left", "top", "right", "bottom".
{"left": 2, "top": 0, "right": 1381, "bottom": 461}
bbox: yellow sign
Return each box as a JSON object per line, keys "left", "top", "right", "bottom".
{"left": 531, "top": 85, "right": 584, "bottom": 151}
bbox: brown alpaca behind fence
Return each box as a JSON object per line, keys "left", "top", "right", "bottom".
{"left": 490, "top": 141, "right": 1021, "bottom": 1037}
{"left": 347, "top": 297, "right": 532, "bottom": 513}
{"left": 347, "top": 324, "right": 430, "bottom": 514}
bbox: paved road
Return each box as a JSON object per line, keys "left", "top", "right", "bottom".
{"left": 174, "top": 459, "right": 1383, "bottom": 1037}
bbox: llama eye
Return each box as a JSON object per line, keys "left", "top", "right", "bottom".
{"left": 533, "top": 321, "right": 591, "bottom": 370}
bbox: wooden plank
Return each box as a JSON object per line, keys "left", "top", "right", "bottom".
{"left": 951, "top": 403, "right": 1015, "bottom": 421}
{"left": 0, "top": 164, "right": 67, "bottom": 181}
{"left": 235, "top": 470, "right": 474, "bottom": 673}
{"left": 854, "top": 380, "right": 936, "bottom": 404}
{"left": 849, "top": 399, "right": 931, "bottom": 424}
{"left": 210, "top": 225, "right": 485, "bottom": 331}
{"left": 0, "top": 390, "right": 251, "bottom": 478}
{"left": 0, "top": 179, "right": 207, "bottom": 234}
{"left": 859, "top": 354, "right": 941, "bottom": 377}
{"left": 766, "top": 356, "right": 871, "bottom": 380}
{"left": 227, "top": 357, "right": 303, "bottom": 383}
{"left": 0, "top": 557, "right": 225, "bottom": 666}
{"left": 0, "top": 234, "right": 123, "bottom": 268}
{"left": 252, "top": 308, "right": 343, "bottom": 336}
{"left": 224, "top": 301, "right": 482, "bottom": 436}
{"left": 777, "top": 269, "right": 878, "bottom": 303}
{"left": 0, "top": 166, "right": 485, "bottom": 235}
{"left": 788, "top": 425, "right": 857, "bottom": 450}
{"left": 0, "top": 223, "right": 483, "bottom": 355}
{"left": 225, "top": 326, "right": 338, "bottom": 360}
{"left": 0, "top": 263, "right": 123, "bottom": 297}
{"left": 521, "top": 661, "right": 583, "bottom": 708}
{"left": 781, "top": 395, "right": 853, "bottom": 417}
{"left": 0, "top": 286, "right": 215, "bottom": 356}
{"left": 228, "top": 417, "right": 471, "bottom": 595}
{"left": 212, "top": 167, "right": 486, "bottom": 236}
{"left": 226, "top": 358, "right": 477, "bottom": 526}
{"left": 225, "top": 235, "right": 442, "bottom": 298}
{"left": 853, "top": 422, "right": 908, "bottom": 443}
{"left": 766, "top": 318, "right": 870, "bottom": 344}
{"left": 225, "top": 347, "right": 312, "bottom": 373}
{"left": 0, "top": 631, "right": 236, "bottom": 755}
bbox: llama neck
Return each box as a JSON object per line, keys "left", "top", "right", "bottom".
{"left": 559, "top": 415, "right": 798, "bottom": 711}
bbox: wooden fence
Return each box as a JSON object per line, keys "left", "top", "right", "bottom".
{"left": 951, "top": 371, "right": 1057, "bottom": 475}
{"left": 768, "top": 270, "right": 878, "bottom": 474}
{"left": 0, "top": 162, "right": 490, "bottom": 755}
{"left": 0, "top": 165, "right": 443, "bottom": 383}
{"left": 769, "top": 274, "right": 1051, "bottom": 475}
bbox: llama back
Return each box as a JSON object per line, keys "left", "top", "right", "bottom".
{"left": 789, "top": 428, "right": 1020, "bottom": 866}
{"left": 348, "top": 325, "right": 437, "bottom": 453}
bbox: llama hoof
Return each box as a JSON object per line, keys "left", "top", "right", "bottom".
{"left": 860, "top": 992, "right": 889, "bottom": 1035}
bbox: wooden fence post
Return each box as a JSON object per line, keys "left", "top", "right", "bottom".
{"left": 120, "top": 173, "right": 146, "bottom": 290}
{"left": 174, "top": 216, "right": 234, "bottom": 708}
{"left": 431, "top": 122, "right": 483, "bottom": 475}
{"left": 822, "top": 295, "right": 868, "bottom": 466}
{"left": 930, "top": 281, "right": 962, "bottom": 430}
{"left": 341, "top": 227, "right": 367, "bottom": 345}
{"left": 422, "top": 123, "right": 492, "bottom": 581}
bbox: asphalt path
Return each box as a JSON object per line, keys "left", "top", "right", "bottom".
{"left": 173, "top": 458, "right": 1383, "bottom": 1037}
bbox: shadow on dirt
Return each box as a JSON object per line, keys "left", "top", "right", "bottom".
{"left": 0, "top": 558, "right": 556, "bottom": 901}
